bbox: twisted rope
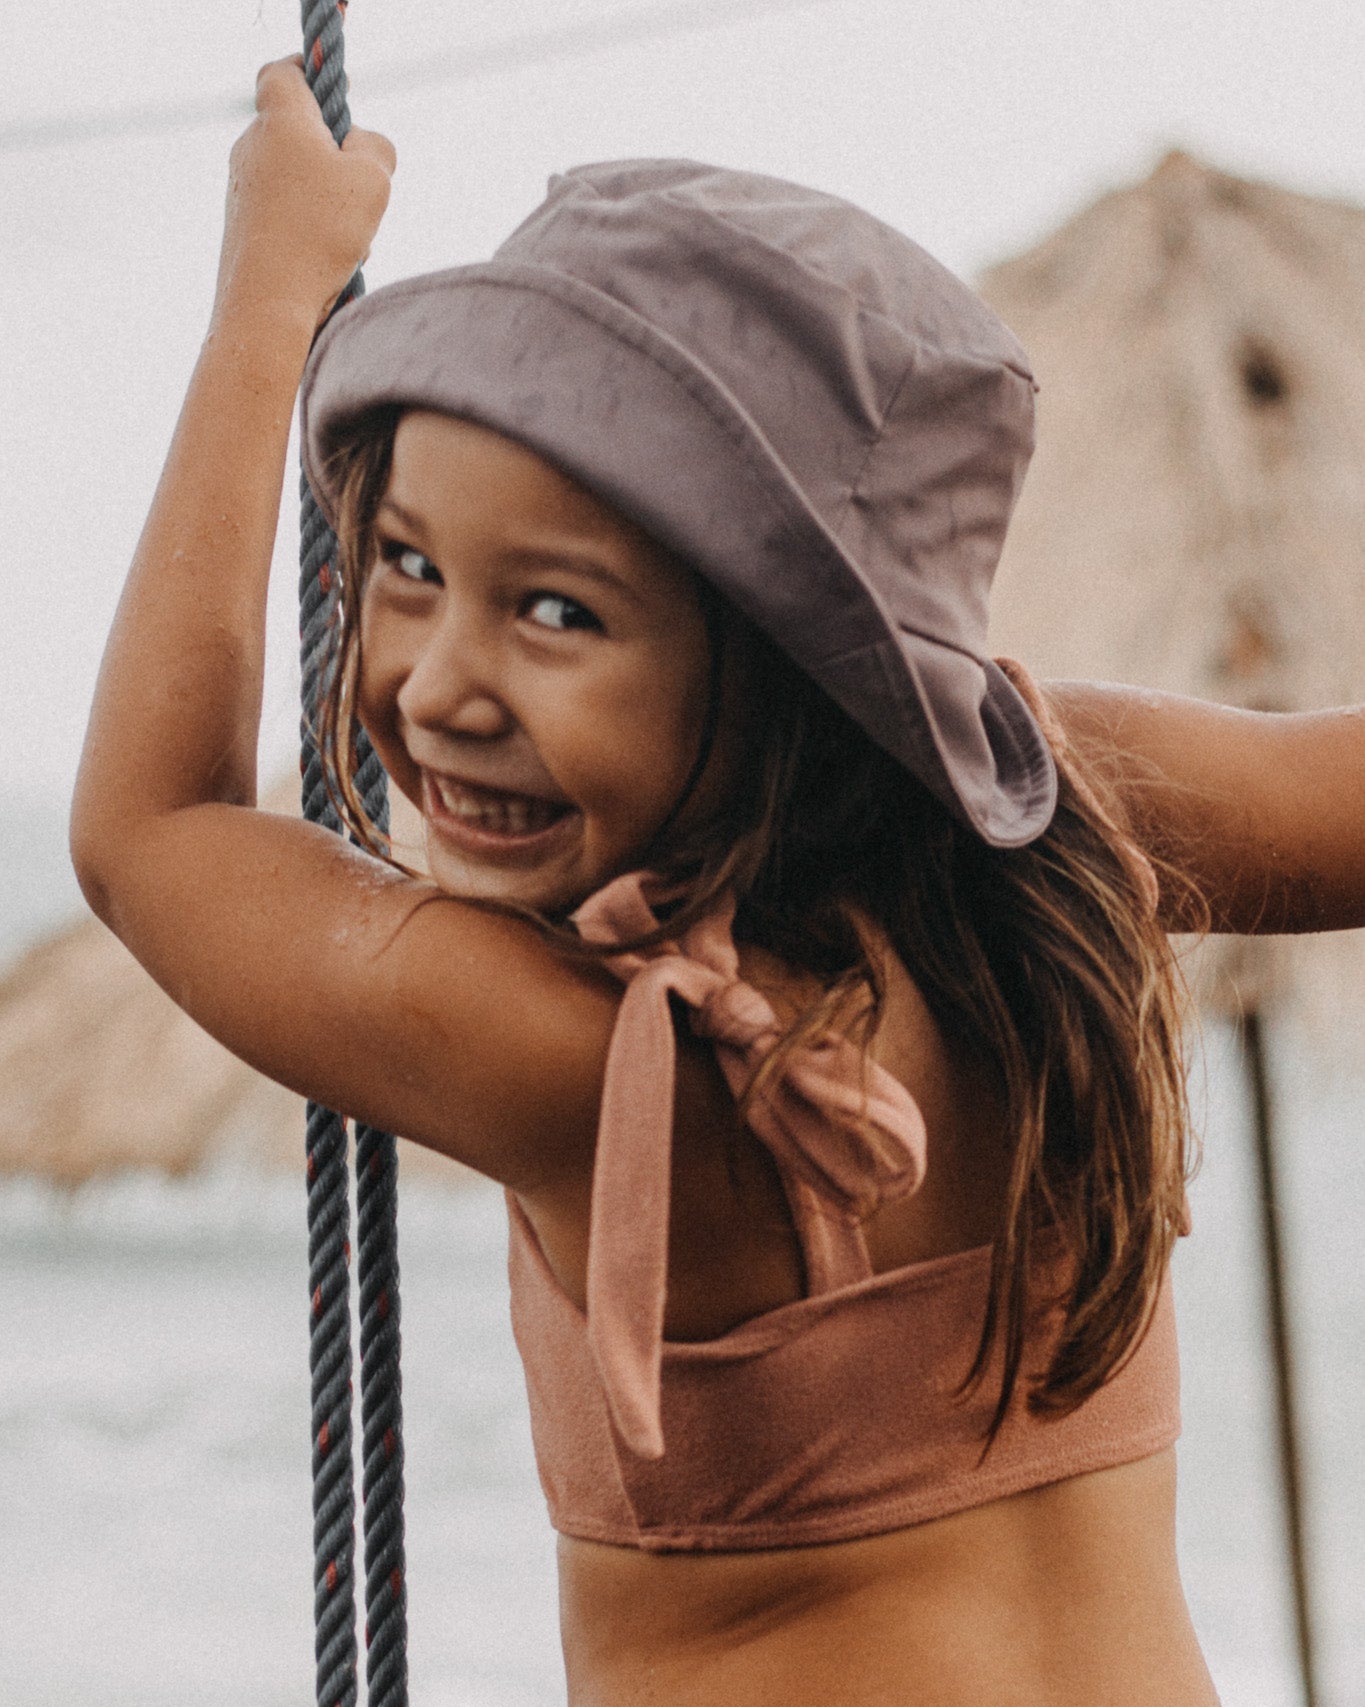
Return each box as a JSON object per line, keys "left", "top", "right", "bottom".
{"left": 300, "top": 6, "right": 408, "bottom": 1706}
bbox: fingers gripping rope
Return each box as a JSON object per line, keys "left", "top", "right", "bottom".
{"left": 299, "top": 7, "right": 408, "bottom": 1707}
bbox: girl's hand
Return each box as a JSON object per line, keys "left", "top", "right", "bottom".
{"left": 212, "top": 56, "right": 396, "bottom": 334}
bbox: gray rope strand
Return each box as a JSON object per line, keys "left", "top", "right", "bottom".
{"left": 357, "top": 1117, "right": 407, "bottom": 1700}
{"left": 300, "top": 483, "right": 359, "bottom": 1707}
{"left": 300, "top": 5, "right": 408, "bottom": 1706}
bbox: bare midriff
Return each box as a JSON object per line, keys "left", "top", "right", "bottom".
{"left": 557, "top": 1448, "right": 1221, "bottom": 1707}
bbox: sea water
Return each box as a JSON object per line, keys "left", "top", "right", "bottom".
{"left": 1, "top": 1023, "right": 1361, "bottom": 1707}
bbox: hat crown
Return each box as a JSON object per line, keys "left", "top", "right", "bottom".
{"left": 493, "top": 160, "right": 1036, "bottom": 655}
{"left": 498, "top": 160, "right": 1029, "bottom": 376}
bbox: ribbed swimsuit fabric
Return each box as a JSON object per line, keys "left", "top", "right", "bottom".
{"left": 506, "top": 870, "right": 1184, "bottom": 1554}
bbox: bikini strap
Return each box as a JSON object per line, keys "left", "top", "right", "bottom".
{"left": 571, "top": 872, "right": 927, "bottom": 1460}
{"left": 785, "top": 1173, "right": 877, "bottom": 1291}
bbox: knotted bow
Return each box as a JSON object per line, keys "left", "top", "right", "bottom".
{"left": 571, "top": 872, "right": 928, "bottom": 1459}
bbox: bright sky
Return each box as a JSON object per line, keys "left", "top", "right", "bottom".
{"left": 6, "top": 0, "right": 1365, "bottom": 803}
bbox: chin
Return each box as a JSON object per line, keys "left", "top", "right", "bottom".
{"left": 420, "top": 839, "right": 579, "bottom": 917}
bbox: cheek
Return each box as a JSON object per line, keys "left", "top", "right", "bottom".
{"left": 353, "top": 610, "right": 390, "bottom": 733}
{"left": 354, "top": 607, "right": 421, "bottom": 795}
{"left": 650, "top": 622, "right": 715, "bottom": 775}
{"left": 569, "top": 640, "right": 711, "bottom": 828}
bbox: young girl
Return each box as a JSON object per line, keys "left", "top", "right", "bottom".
{"left": 71, "top": 60, "right": 1365, "bottom": 1707}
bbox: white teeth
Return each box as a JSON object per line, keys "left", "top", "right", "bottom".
{"left": 430, "top": 775, "right": 561, "bottom": 836}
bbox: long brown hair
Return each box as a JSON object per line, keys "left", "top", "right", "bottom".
{"left": 316, "top": 411, "right": 1199, "bottom": 1450}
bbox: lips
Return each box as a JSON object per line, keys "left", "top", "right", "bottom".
{"left": 420, "top": 769, "right": 577, "bottom": 858}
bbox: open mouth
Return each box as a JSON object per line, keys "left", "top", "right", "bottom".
{"left": 422, "top": 771, "right": 575, "bottom": 850}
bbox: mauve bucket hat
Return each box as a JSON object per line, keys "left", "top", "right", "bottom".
{"left": 300, "top": 158, "right": 1057, "bottom": 846}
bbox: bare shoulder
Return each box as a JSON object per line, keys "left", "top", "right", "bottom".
{"left": 78, "top": 802, "right": 621, "bottom": 1194}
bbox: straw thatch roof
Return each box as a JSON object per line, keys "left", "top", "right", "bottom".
{"left": 981, "top": 151, "right": 1365, "bottom": 1022}
{"left": 0, "top": 783, "right": 466, "bottom": 1184}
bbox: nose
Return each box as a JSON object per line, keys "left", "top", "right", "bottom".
{"left": 395, "top": 606, "right": 515, "bottom": 741}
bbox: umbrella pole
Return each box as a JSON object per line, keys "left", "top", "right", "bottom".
{"left": 1238, "top": 1006, "right": 1318, "bottom": 1707}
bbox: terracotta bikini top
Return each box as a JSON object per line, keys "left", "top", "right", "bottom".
{"left": 506, "top": 873, "right": 1183, "bottom": 1553}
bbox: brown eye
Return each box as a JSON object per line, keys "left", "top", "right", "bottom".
{"left": 379, "top": 540, "right": 439, "bottom": 583}
{"left": 523, "top": 592, "right": 602, "bottom": 632}
{"left": 396, "top": 548, "right": 437, "bottom": 582}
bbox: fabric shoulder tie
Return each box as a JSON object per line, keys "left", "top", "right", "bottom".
{"left": 571, "top": 872, "right": 928, "bottom": 1460}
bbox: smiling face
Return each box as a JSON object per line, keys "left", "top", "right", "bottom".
{"left": 356, "top": 411, "right": 718, "bottom": 914}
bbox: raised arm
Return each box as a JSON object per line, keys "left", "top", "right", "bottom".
{"left": 1046, "top": 680, "right": 1365, "bottom": 935}
{"left": 72, "top": 57, "right": 392, "bottom": 859}
{"left": 68, "top": 61, "right": 616, "bottom": 1194}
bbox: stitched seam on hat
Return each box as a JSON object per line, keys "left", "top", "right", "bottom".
{"left": 833, "top": 349, "right": 1035, "bottom": 557}
{"left": 834, "top": 354, "right": 918, "bottom": 542}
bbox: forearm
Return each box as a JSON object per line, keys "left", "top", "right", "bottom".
{"left": 1046, "top": 679, "right": 1365, "bottom": 935}
{"left": 71, "top": 300, "right": 314, "bottom": 908}
{"left": 71, "top": 59, "right": 394, "bottom": 924}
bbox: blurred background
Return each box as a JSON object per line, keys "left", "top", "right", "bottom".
{"left": 2, "top": 1, "right": 1363, "bottom": 1702}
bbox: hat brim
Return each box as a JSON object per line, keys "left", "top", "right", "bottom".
{"left": 300, "top": 262, "right": 1056, "bottom": 847}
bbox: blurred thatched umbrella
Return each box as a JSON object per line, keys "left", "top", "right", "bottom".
{"left": 984, "top": 147, "right": 1365, "bottom": 1017}
{"left": 0, "top": 900, "right": 303, "bottom": 1180}
{"left": 981, "top": 150, "right": 1365, "bottom": 1707}
{"left": 0, "top": 780, "right": 459, "bottom": 1186}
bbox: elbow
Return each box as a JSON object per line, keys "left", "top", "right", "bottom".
{"left": 68, "top": 768, "right": 130, "bottom": 930}
{"left": 68, "top": 802, "right": 115, "bottom": 928}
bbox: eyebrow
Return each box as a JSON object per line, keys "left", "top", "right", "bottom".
{"left": 375, "top": 498, "right": 646, "bottom": 606}
{"left": 375, "top": 496, "right": 431, "bottom": 537}
{"left": 503, "top": 547, "right": 645, "bottom": 607}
